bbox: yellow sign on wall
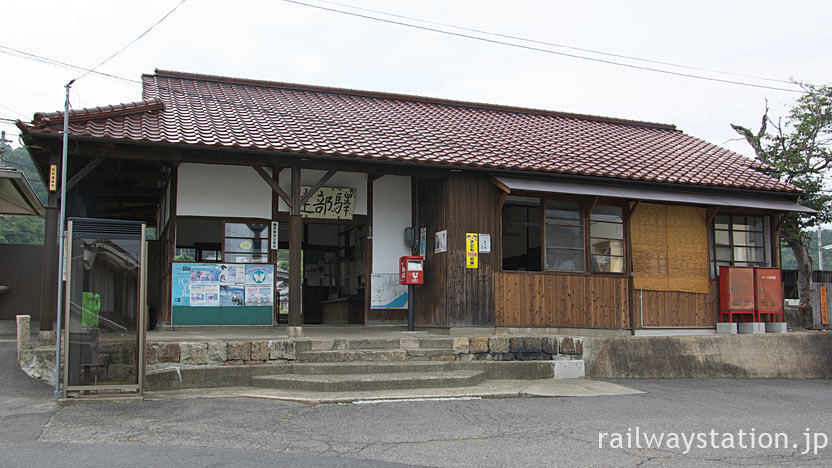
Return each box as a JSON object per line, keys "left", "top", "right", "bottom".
{"left": 49, "top": 165, "right": 57, "bottom": 191}
{"left": 466, "top": 233, "right": 478, "bottom": 269}
{"left": 822, "top": 285, "right": 829, "bottom": 326}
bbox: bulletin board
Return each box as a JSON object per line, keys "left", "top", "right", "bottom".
{"left": 171, "top": 263, "right": 274, "bottom": 325}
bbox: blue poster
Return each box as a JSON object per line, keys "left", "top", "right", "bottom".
{"left": 172, "top": 263, "right": 192, "bottom": 306}
{"left": 220, "top": 285, "right": 245, "bottom": 306}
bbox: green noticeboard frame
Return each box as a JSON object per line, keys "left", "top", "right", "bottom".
{"left": 172, "top": 306, "right": 272, "bottom": 326}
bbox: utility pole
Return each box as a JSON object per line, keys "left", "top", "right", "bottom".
{"left": 820, "top": 225, "right": 825, "bottom": 272}
{"left": 0, "top": 130, "right": 12, "bottom": 166}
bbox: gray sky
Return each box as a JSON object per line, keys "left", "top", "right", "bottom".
{"left": 2, "top": 0, "right": 830, "bottom": 165}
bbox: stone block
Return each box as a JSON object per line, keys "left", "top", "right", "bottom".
{"left": 226, "top": 341, "right": 251, "bottom": 361}
{"left": 207, "top": 342, "right": 227, "bottom": 363}
{"left": 716, "top": 323, "right": 738, "bottom": 334}
{"left": 429, "top": 355, "right": 456, "bottom": 361}
{"left": 286, "top": 326, "right": 304, "bottom": 338}
{"left": 456, "top": 353, "right": 475, "bottom": 362}
{"left": 765, "top": 322, "right": 788, "bottom": 334}
{"left": 399, "top": 337, "right": 420, "bottom": 349}
{"left": 486, "top": 353, "right": 514, "bottom": 361}
{"left": 225, "top": 360, "right": 244, "bottom": 365}
{"left": 510, "top": 337, "right": 526, "bottom": 353}
{"left": 244, "top": 360, "right": 266, "bottom": 365}
{"left": 452, "top": 337, "right": 469, "bottom": 354}
{"left": 738, "top": 322, "right": 765, "bottom": 334}
{"left": 145, "top": 344, "right": 160, "bottom": 365}
{"left": 16, "top": 315, "right": 31, "bottom": 355}
{"left": 559, "top": 337, "right": 583, "bottom": 356}
{"left": 268, "top": 340, "right": 296, "bottom": 360}
{"left": 523, "top": 337, "right": 542, "bottom": 353}
{"left": 37, "top": 331, "right": 56, "bottom": 347}
{"left": 488, "top": 336, "right": 510, "bottom": 354}
{"left": 541, "top": 336, "right": 559, "bottom": 355}
{"left": 553, "top": 360, "right": 586, "bottom": 379}
{"left": 516, "top": 352, "right": 548, "bottom": 361}
{"left": 179, "top": 342, "right": 208, "bottom": 365}
{"left": 469, "top": 337, "right": 489, "bottom": 354}
{"left": 250, "top": 341, "right": 269, "bottom": 361}
{"left": 159, "top": 343, "right": 181, "bottom": 363}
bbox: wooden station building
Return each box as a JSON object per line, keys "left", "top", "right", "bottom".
{"left": 18, "top": 70, "right": 811, "bottom": 334}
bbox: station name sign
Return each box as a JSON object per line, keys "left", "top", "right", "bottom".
{"left": 300, "top": 186, "right": 356, "bottom": 220}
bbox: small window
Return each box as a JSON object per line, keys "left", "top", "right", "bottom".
{"left": 501, "top": 198, "right": 541, "bottom": 271}
{"left": 175, "top": 219, "right": 223, "bottom": 263}
{"left": 224, "top": 222, "right": 269, "bottom": 263}
{"left": 713, "top": 214, "right": 767, "bottom": 271}
{"left": 590, "top": 206, "right": 624, "bottom": 273}
{"left": 545, "top": 201, "right": 584, "bottom": 271}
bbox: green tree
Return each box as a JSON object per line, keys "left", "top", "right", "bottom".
{"left": 732, "top": 83, "right": 832, "bottom": 323}
{"left": 0, "top": 143, "right": 46, "bottom": 245}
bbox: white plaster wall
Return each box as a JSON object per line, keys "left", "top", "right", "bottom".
{"left": 372, "top": 175, "right": 412, "bottom": 274}
{"left": 277, "top": 169, "right": 367, "bottom": 215}
{"left": 177, "top": 163, "right": 272, "bottom": 219}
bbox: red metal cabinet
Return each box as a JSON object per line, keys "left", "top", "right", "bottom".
{"left": 719, "top": 266, "right": 756, "bottom": 322}
{"left": 754, "top": 267, "right": 783, "bottom": 322}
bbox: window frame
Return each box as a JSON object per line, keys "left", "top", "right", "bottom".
{"left": 500, "top": 194, "right": 629, "bottom": 276}
{"left": 173, "top": 216, "right": 272, "bottom": 264}
{"left": 711, "top": 213, "right": 770, "bottom": 274}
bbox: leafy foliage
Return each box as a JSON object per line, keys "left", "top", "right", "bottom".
{"left": 732, "top": 83, "right": 832, "bottom": 244}
{"left": 780, "top": 228, "right": 832, "bottom": 270}
{"left": 0, "top": 144, "right": 46, "bottom": 245}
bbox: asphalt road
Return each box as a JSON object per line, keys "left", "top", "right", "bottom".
{"left": 2, "top": 334, "right": 832, "bottom": 467}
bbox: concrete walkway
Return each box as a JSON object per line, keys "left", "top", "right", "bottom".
{"left": 136, "top": 378, "right": 642, "bottom": 405}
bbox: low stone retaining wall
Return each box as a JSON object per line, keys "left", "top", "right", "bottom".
{"left": 585, "top": 332, "right": 832, "bottom": 379}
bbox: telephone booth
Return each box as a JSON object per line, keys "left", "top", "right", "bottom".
{"left": 62, "top": 218, "right": 147, "bottom": 397}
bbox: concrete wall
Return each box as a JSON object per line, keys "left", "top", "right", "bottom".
{"left": 177, "top": 163, "right": 272, "bottom": 219}
{"left": 277, "top": 169, "right": 368, "bottom": 216}
{"left": 586, "top": 333, "right": 832, "bottom": 379}
{"left": 0, "top": 244, "right": 43, "bottom": 320}
{"left": 372, "top": 175, "right": 412, "bottom": 275}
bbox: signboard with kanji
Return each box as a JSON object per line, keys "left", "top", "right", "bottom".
{"left": 300, "top": 186, "right": 355, "bottom": 220}
{"left": 466, "top": 233, "right": 478, "bottom": 269}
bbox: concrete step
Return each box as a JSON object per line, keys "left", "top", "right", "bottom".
{"left": 331, "top": 338, "right": 403, "bottom": 350}
{"left": 296, "top": 349, "right": 409, "bottom": 362}
{"left": 251, "top": 370, "right": 486, "bottom": 392}
{"left": 289, "top": 361, "right": 455, "bottom": 375}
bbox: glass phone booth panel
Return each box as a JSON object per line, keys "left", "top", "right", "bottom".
{"left": 63, "top": 218, "right": 146, "bottom": 396}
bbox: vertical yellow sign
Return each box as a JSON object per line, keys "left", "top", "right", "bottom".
{"left": 465, "top": 233, "right": 478, "bottom": 269}
{"left": 49, "top": 165, "right": 58, "bottom": 191}
{"left": 821, "top": 285, "right": 828, "bottom": 326}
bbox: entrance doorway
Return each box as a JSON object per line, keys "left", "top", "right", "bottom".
{"left": 276, "top": 222, "right": 367, "bottom": 325}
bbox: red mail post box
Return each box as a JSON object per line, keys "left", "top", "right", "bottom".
{"left": 400, "top": 256, "right": 424, "bottom": 285}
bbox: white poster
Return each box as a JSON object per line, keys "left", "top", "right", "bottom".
{"left": 435, "top": 230, "right": 447, "bottom": 253}
{"left": 190, "top": 284, "right": 220, "bottom": 307}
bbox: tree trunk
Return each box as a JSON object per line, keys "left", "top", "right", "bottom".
{"left": 788, "top": 238, "right": 814, "bottom": 327}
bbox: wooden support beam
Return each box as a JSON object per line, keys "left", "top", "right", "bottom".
{"left": 490, "top": 176, "right": 510, "bottom": 194}
{"left": 62, "top": 157, "right": 104, "bottom": 195}
{"left": 588, "top": 196, "right": 600, "bottom": 214}
{"left": 299, "top": 169, "right": 337, "bottom": 207}
{"left": 627, "top": 200, "right": 641, "bottom": 220}
{"left": 253, "top": 165, "right": 293, "bottom": 208}
{"left": 775, "top": 212, "right": 790, "bottom": 232}
{"left": 288, "top": 165, "right": 302, "bottom": 327}
{"left": 706, "top": 206, "right": 720, "bottom": 226}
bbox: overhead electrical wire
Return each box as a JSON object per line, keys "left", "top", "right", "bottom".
{"left": 0, "top": 45, "right": 142, "bottom": 85}
{"left": 314, "top": 0, "right": 794, "bottom": 86}
{"left": 74, "top": 0, "right": 188, "bottom": 82}
{"left": 280, "top": 0, "right": 805, "bottom": 94}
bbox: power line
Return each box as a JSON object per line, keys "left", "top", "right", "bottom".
{"left": 315, "top": 0, "right": 795, "bottom": 86}
{"left": 281, "top": 0, "right": 806, "bottom": 94}
{"left": 0, "top": 45, "right": 141, "bottom": 85}
{"left": 75, "top": 0, "right": 188, "bottom": 81}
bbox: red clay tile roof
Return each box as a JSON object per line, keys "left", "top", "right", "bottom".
{"left": 19, "top": 69, "right": 796, "bottom": 192}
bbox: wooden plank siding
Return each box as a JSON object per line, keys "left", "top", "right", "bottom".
{"left": 414, "top": 175, "right": 501, "bottom": 327}
{"left": 495, "top": 272, "right": 630, "bottom": 328}
{"left": 634, "top": 280, "right": 720, "bottom": 328}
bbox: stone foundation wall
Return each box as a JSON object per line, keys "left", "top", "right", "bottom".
{"left": 146, "top": 339, "right": 297, "bottom": 366}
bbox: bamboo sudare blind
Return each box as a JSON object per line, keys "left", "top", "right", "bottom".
{"left": 631, "top": 204, "right": 709, "bottom": 294}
